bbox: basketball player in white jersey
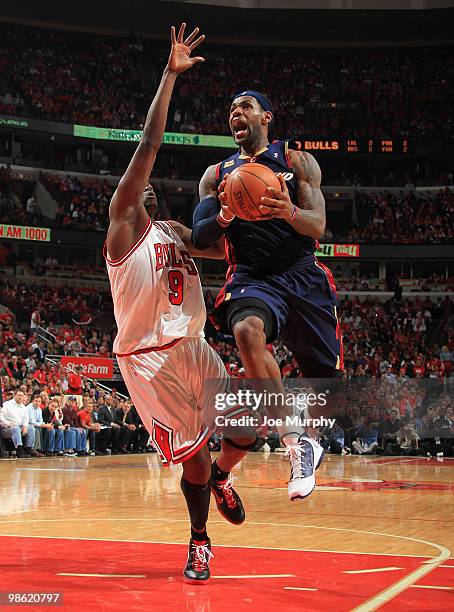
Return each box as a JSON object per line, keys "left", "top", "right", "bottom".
{"left": 105, "top": 24, "right": 257, "bottom": 584}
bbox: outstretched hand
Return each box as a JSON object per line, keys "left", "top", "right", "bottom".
{"left": 167, "top": 23, "right": 205, "bottom": 75}
{"left": 258, "top": 173, "right": 295, "bottom": 222}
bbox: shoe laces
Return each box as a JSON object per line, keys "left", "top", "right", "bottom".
{"left": 286, "top": 438, "right": 314, "bottom": 481}
{"left": 220, "top": 475, "right": 237, "bottom": 509}
{"left": 192, "top": 543, "right": 214, "bottom": 572}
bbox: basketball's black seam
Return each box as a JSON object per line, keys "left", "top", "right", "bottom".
{"left": 235, "top": 173, "right": 263, "bottom": 217}
{"left": 238, "top": 168, "right": 274, "bottom": 190}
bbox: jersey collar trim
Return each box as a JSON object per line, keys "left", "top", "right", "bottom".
{"left": 239, "top": 145, "right": 269, "bottom": 160}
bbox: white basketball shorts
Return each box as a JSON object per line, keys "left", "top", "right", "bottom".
{"left": 117, "top": 337, "right": 244, "bottom": 465}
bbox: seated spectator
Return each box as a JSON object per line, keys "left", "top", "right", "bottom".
{"left": 78, "top": 397, "right": 101, "bottom": 455}
{"left": 26, "top": 392, "right": 47, "bottom": 456}
{"left": 398, "top": 421, "right": 419, "bottom": 454}
{"left": 97, "top": 393, "right": 126, "bottom": 454}
{"left": 0, "top": 389, "right": 37, "bottom": 457}
{"left": 48, "top": 395, "right": 78, "bottom": 454}
{"left": 117, "top": 399, "right": 138, "bottom": 453}
{"left": 382, "top": 409, "right": 401, "bottom": 453}
{"left": 62, "top": 396, "right": 88, "bottom": 456}
{"left": 41, "top": 396, "right": 66, "bottom": 456}
{"left": 320, "top": 422, "right": 345, "bottom": 455}
{"left": 431, "top": 407, "right": 453, "bottom": 457}
{"left": 352, "top": 419, "right": 379, "bottom": 455}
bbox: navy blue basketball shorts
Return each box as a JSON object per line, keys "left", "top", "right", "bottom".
{"left": 213, "top": 256, "right": 344, "bottom": 372}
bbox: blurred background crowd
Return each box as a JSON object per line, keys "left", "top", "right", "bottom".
{"left": 1, "top": 24, "right": 453, "bottom": 142}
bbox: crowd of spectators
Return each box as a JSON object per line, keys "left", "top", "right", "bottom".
{"left": 8, "top": 166, "right": 452, "bottom": 244}
{"left": 0, "top": 282, "right": 112, "bottom": 329}
{"left": 346, "top": 189, "right": 454, "bottom": 244}
{"left": 332, "top": 274, "right": 454, "bottom": 294}
{"left": 338, "top": 49, "right": 454, "bottom": 141}
{"left": 168, "top": 47, "right": 325, "bottom": 137}
{"left": 0, "top": 25, "right": 147, "bottom": 129}
{"left": 0, "top": 388, "right": 152, "bottom": 459}
{"left": 320, "top": 379, "right": 453, "bottom": 458}
{"left": 1, "top": 23, "right": 453, "bottom": 141}
{"left": 0, "top": 278, "right": 452, "bottom": 459}
{"left": 203, "top": 291, "right": 454, "bottom": 380}
{"left": 0, "top": 306, "right": 154, "bottom": 458}
{"left": 0, "top": 191, "right": 49, "bottom": 230}
{"left": 41, "top": 173, "right": 114, "bottom": 232}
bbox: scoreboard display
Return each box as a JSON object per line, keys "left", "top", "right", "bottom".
{"left": 295, "top": 139, "right": 410, "bottom": 154}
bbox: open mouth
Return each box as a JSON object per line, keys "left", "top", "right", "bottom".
{"left": 232, "top": 117, "right": 248, "bottom": 139}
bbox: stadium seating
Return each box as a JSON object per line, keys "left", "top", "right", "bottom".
{"left": 1, "top": 24, "right": 453, "bottom": 140}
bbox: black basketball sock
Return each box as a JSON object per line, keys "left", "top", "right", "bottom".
{"left": 181, "top": 477, "right": 211, "bottom": 534}
{"left": 191, "top": 528, "right": 208, "bottom": 542}
{"left": 211, "top": 460, "right": 229, "bottom": 482}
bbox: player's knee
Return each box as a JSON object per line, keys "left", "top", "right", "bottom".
{"left": 233, "top": 317, "right": 265, "bottom": 352}
{"left": 182, "top": 445, "right": 211, "bottom": 483}
{"left": 224, "top": 433, "right": 258, "bottom": 450}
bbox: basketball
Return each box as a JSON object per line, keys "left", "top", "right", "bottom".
{"left": 225, "top": 162, "right": 282, "bottom": 221}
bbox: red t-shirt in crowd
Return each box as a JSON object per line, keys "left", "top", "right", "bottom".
{"left": 68, "top": 372, "right": 82, "bottom": 394}
{"left": 78, "top": 409, "right": 92, "bottom": 427}
{"left": 33, "top": 370, "right": 47, "bottom": 385}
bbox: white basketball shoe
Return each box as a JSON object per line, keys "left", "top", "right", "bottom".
{"left": 286, "top": 433, "right": 324, "bottom": 501}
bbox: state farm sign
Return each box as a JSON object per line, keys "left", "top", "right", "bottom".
{"left": 61, "top": 356, "right": 114, "bottom": 379}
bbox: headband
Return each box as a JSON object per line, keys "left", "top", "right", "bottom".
{"left": 231, "top": 90, "right": 273, "bottom": 114}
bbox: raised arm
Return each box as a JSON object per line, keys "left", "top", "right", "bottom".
{"left": 258, "top": 150, "right": 326, "bottom": 240}
{"left": 106, "top": 23, "right": 205, "bottom": 261}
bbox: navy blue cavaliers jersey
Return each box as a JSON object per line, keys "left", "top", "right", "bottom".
{"left": 216, "top": 140, "right": 316, "bottom": 274}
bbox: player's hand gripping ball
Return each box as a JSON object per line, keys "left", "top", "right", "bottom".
{"left": 223, "top": 162, "right": 282, "bottom": 221}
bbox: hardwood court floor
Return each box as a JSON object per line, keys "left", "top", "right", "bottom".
{"left": 1, "top": 452, "right": 454, "bottom": 611}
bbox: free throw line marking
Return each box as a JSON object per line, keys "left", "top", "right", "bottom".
{"left": 57, "top": 573, "right": 146, "bottom": 578}
{"left": 344, "top": 567, "right": 403, "bottom": 574}
{"left": 284, "top": 587, "right": 318, "bottom": 591}
{"left": 411, "top": 584, "right": 453, "bottom": 590}
{"left": 212, "top": 574, "right": 295, "bottom": 579}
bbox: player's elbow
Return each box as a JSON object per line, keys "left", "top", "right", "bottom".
{"left": 191, "top": 227, "right": 211, "bottom": 250}
{"left": 139, "top": 137, "right": 160, "bottom": 155}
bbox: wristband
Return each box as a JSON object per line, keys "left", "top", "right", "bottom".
{"left": 217, "top": 209, "right": 235, "bottom": 227}
{"left": 288, "top": 204, "right": 297, "bottom": 223}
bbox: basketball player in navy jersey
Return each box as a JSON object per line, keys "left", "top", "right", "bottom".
{"left": 106, "top": 30, "right": 262, "bottom": 584}
{"left": 193, "top": 91, "right": 343, "bottom": 501}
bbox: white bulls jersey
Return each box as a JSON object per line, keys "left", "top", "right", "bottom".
{"left": 105, "top": 219, "right": 206, "bottom": 356}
